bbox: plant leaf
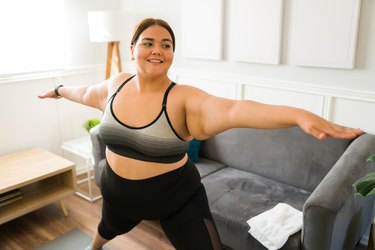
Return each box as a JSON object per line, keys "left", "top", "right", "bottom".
{"left": 353, "top": 172, "right": 375, "bottom": 196}
{"left": 368, "top": 154, "right": 375, "bottom": 162}
{"left": 83, "top": 119, "right": 100, "bottom": 132}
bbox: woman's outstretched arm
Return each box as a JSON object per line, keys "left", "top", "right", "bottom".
{"left": 37, "top": 74, "right": 125, "bottom": 111}
{"left": 183, "top": 85, "right": 363, "bottom": 140}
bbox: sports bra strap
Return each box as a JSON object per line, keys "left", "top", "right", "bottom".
{"left": 115, "top": 75, "right": 136, "bottom": 94}
{"left": 110, "top": 76, "right": 175, "bottom": 109}
{"left": 162, "top": 82, "right": 176, "bottom": 107}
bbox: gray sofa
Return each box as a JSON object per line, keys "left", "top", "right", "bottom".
{"left": 90, "top": 126, "right": 375, "bottom": 250}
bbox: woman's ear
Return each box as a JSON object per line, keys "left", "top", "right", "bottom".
{"left": 130, "top": 44, "right": 135, "bottom": 60}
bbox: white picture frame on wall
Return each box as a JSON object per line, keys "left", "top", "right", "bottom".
{"left": 291, "top": 0, "right": 361, "bottom": 69}
{"left": 181, "top": 0, "right": 223, "bottom": 60}
{"left": 229, "top": 0, "right": 284, "bottom": 65}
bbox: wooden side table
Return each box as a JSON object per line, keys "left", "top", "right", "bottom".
{"left": 0, "top": 148, "right": 76, "bottom": 224}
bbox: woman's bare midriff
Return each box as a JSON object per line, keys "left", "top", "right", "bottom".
{"left": 105, "top": 147, "right": 188, "bottom": 180}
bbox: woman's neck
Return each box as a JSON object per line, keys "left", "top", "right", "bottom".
{"left": 135, "top": 74, "right": 171, "bottom": 93}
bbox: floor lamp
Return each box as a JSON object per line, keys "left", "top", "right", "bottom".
{"left": 88, "top": 11, "right": 129, "bottom": 79}
{"left": 105, "top": 41, "right": 122, "bottom": 79}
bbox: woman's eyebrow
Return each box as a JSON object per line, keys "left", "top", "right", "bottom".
{"left": 141, "top": 38, "right": 154, "bottom": 42}
{"left": 161, "top": 38, "right": 173, "bottom": 43}
{"left": 141, "top": 38, "right": 172, "bottom": 43}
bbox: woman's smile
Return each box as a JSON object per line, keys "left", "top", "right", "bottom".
{"left": 147, "top": 58, "right": 164, "bottom": 64}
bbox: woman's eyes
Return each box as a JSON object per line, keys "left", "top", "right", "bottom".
{"left": 141, "top": 43, "right": 172, "bottom": 49}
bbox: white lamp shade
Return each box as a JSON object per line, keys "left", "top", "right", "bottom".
{"left": 88, "top": 11, "right": 131, "bottom": 42}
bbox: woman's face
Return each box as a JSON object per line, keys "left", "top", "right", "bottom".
{"left": 131, "top": 25, "right": 174, "bottom": 78}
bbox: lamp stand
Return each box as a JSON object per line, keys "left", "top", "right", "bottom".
{"left": 106, "top": 41, "right": 122, "bottom": 79}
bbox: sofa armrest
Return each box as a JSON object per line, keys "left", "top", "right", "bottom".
{"left": 89, "top": 125, "right": 106, "bottom": 187}
{"left": 302, "top": 133, "right": 375, "bottom": 250}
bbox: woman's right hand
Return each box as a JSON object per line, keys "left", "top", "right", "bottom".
{"left": 37, "top": 88, "right": 60, "bottom": 99}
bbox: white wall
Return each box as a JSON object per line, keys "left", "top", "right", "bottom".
{"left": 120, "top": 0, "right": 375, "bottom": 134}
{"left": 0, "top": 0, "right": 120, "bottom": 157}
{"left": 122, "top": 0, "right": 375, "bottom": 92}
{"left": 64, "top": 0, "right": 123, "bottom": 66}
{"left": 0, "top": 68, "right": 103, "bottom": 156}
{"left": 1, "top": 0, "right": 374, "bottom": 159}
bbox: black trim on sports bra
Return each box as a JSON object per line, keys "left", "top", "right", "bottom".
{"left": 106, "top": 75, "right": 136, "bottom": 105}
{"left": 162, "top": 82, "right": 176, "bottom": 107}
{"left": 108, "top": 76, "right": 184, "bottom": 141}
{"left": 110, "top": 103, "right": 164, "bottom": 130}
{"left": 162, "top": 83, "right": 185, "bottom": 141}
{"left": 115, "top": 75, "right": 136, "bottom": 94}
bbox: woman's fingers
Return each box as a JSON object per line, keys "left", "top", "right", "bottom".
{"left": 329, "top": 126, "right": 363, "bottom": 139}
{"left": 37, "top": 89, "right": 58, "bottom": 99}
{"left": 301, "top": 114, "right": 364, "bottom": 140}
{"left": 316, "top": 122, "right": 363, "bottom": 140}
{"left": 307, "top": 127, "right": 327, "bottom": 140}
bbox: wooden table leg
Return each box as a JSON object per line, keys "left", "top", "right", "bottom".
{"left": 58, "top": 200, "right": 68, "bottom": 216}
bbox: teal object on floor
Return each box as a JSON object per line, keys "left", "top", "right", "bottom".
{"left": 34, "top": 228, "right": 96, "bottom": 250}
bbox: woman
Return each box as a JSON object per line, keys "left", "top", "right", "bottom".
{"left": 39, "top": 18, "right": 363, "bottom": 250}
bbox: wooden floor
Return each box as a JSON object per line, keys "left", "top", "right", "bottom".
{"left": 0, "top": 173, "right": 369, "bottom": 250}
{"left": 0, "top": 175, "right": 174, "bottom": 250}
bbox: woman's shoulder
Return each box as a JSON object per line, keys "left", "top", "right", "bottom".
{"left": 107, "top": 73, "right": 134, "bottom": 92}
{"left": 169, "top": 84, "right": 212, "bottom": 111}
{"left": 113, "top": 72, "right": 134, "bottom": 84}
{"left": 173, "top": 83, "right": 210, "bottom": 98}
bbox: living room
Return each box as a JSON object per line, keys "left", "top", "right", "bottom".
{"left": 0, "top": 0, "right": 375, "bottom": 249}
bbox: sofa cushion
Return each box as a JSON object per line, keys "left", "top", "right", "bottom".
{"left": 200, "top": 127, "right": 352, "bottom": 191}
{"left": 202, "top": 167, "right": 311, "bottom": 250}
{"left": 187, "top": 139, "right": 202, "bottom": 163}
{"left": 95, "top": 158, "right": 107, "bottom": 187}
{"left": 195, "top": 157, "right": 226, "bottom": 178}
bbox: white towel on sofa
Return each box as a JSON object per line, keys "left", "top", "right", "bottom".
{"left": 247, "top": 203, "right": 302, "bottom": 250}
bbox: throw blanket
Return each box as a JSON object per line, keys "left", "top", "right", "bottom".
{"left": 247, "top": 203, "right": 303, "bottom": 250}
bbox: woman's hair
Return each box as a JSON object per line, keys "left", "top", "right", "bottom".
{"left": 131, "top": 18, "right": 176, "bottom": 52}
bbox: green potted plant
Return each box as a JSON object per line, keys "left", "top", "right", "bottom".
{"left": 353, "top": 154, "right": 375, "bottom": 196}
{"left": 83, "top": 118, "right": 100, "bottom": 133}
{"left": 352, "top": 154, "right": 375, "bottom": 249}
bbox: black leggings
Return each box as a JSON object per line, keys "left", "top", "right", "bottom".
{"left": 98, "top": 159, "right": 222, "bottom": 250}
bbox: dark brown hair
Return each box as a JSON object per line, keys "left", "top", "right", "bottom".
{"left": 131, "top": 18, "right": 176, "bottom": 52}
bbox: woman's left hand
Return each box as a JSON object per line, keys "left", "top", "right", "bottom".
{"left": 296, "top": 110, "right": 363, "bottom": 140}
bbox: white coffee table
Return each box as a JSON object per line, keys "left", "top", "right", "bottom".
{"left": 61, "top": 136, "right": 102, "bottom": 202}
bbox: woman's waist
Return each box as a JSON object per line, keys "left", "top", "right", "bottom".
{"left": 105, "top": 147, "right": 188, "bottom": 180}
{"left": 101, "top": 156, "right": 202, "bottom": 219}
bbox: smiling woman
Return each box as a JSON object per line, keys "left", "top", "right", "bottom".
{"left": 131, "top": 25, "right": 175, "bottom": 79}
{"left": 38, "top": 17, "right": 363, "bottom": 250}
{"left": 0, "top": 0, "right": 69, "bottom": 76}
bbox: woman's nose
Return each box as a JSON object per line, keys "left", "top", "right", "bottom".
{"left": 151, "top": 45, "right": 162, "bottom": 55}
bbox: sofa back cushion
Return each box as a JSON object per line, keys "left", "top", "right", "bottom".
{"left": 199, "top": 127, "right": 352, "bottom": 191}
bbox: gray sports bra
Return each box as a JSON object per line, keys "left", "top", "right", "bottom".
{"left": 99, "top": 75, "right": 188, "bottom": 163}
